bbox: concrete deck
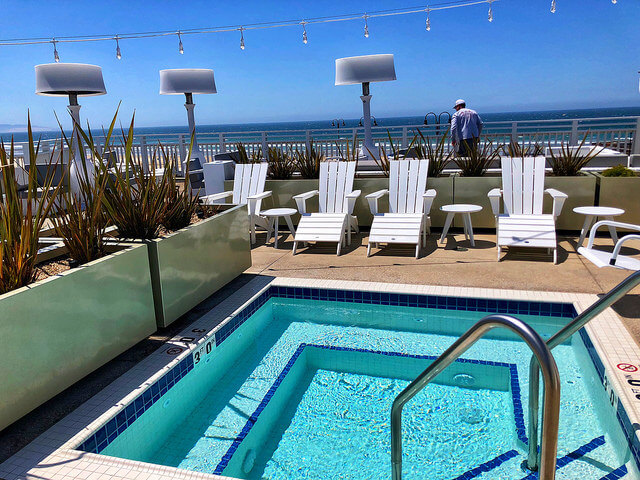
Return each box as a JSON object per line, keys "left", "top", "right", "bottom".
{"left": 249, "top": 229, "right": 640, "bottom": 342}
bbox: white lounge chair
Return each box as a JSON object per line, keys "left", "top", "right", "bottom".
{"left": 488, "top": 156, "right": 567, "bottom": 264}
{"left": 200, "top": 162, "right": 271, "bottom": 243}
{"left": 292, "top": 161, "right": 361, "bottom": 255}
{"left": 365, "top": 159, "right": 436, "bottom": 258}
{"left": 578, "top": 220, "right": 640, "bottom": 270}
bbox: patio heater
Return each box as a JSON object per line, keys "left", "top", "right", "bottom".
{"left": 35, "top": 63, "right": 106, "bottom": 194}
{"left": 335, "top": 54, "right": 396, "bottom": 160}
{"left": 160, "top": 69, "right": 217, "bottom": 190}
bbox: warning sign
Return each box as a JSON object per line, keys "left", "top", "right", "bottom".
{"left": 617, "top": 363, "right": 638, "bottom": 372}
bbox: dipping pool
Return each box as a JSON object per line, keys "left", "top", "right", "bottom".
{"left": 79, "top": 287, "right": 636, "bottom": 479}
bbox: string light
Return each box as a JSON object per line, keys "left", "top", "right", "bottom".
{"left": 611, "top": 0, "right": 617, "bottom": 3}
{"left": 52, "top": 38, "right": 59, "bottom": 62}
{"left": 550, "top": 0, "right": 556, "bottom": 13}
{"left": 364, "top": 14, "right": 370, "bottom": 38}
{"left": 301, "top": 21, "right": 308, "bottom": 44}
{"left": 488, "top": 0, "right": 494, "bottom": 22}
{"left": 178, "top": 31, "right": 184, "bottom": 54}
{"left": 115, "top": 35, "right": 122, "bottom": 60}
{"left": 239, "top": 27, "right": 245, "bottom": 50}
{"left": 426, "top": 7, "right": 431, "bottom": 31}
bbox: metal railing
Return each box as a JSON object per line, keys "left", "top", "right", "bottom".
{"left": 14, "top": 115, "right": 640, "bottom": 174}
{"left": 527, "top": 270, "right": 640, "bottom": 470}
{"left": 391, "top": 314, "right": 561, "bottom": 480}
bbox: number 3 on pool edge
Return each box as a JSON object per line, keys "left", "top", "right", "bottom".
{"left": 194, "top": 351, "right": 201, "bottom": 364}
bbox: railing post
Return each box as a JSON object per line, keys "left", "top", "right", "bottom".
{"left": 633, "top": 118, "right": 640, "bottom": 155}
{"left": 569, "top": 120, "right": 579, "bottom": 146}
{"left": 511, "top": 122, "right": 518, "bottom": 144}
{"left": 178, "top": 134, "right": 186, "bottom": 175}
{"left": 261, "top": 132, "right": 269, "bottom": 161}
{"left": 401, "top": 127, "right": 408, "bottom": 149}
{"left": 219, "top": 132, "right": 226, "bottom": 154}
{"left": 139, "top": 135, "right": 149, "bottom": 174}
{"left": 305, "top": 130, "right": 312, "bottom": 152}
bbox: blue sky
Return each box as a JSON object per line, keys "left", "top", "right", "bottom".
{"left": 0, "top": 0, "right": 638, "bottom": 130}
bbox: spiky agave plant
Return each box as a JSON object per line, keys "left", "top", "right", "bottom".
{"left": 267, "top": 147, "right": 296, "bottom": 180}
{"left": 547, "top": 133, "right": 599, "bottom": 176}
{"left": 366, "top": 130, "right": 416, "bottom": 177}
{"left": 50, "top": 112, "right": 116, "bottom": 265}
{"left": 414, "top": 128, "right": 452, "bottom": 177}
{"left": 235, "top": 142, "right": 261, "bottom": 163}
{"left": 501, "top": 140, "right": 544, "bottom": 158}
{"left": 293, "top": 143, "right": 324, "bottom": 179}
{"left": 336, "top": 133, "right": 359, "bottom": 163}
{"left": 0, "top": 116, "right": 62, "bottom": 293}
{"left": 100, "top": 114, "right": 171, "bottom": 239}
{"left": 161, "top": 145, "right": 200, "bottom": 231}
{"left": 453, "top": 137, "right": 501, "bottom": 177}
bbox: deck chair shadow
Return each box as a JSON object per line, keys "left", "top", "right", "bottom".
{"left": 488, "top": 156, "right": 567, "bottom": 264}
{"left": 200, "top": 162, "right": 271, "bottom": 243}
{"left": 366, "top": 159, "right": 436, "bottom": 258}
{"left": 292, "top": 161, "right": 361, "bottom": 255}
{"left": 578, "top": 220, "right": 640, "bottom": 270}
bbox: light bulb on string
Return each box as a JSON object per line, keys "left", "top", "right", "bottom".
{"left": 178, "top": 31, "right": 184, "bottom": 54}
{"left": 364, "top": 14, "right": 370, "bottom": 38}
{"left": 426, "top": 7, "right": 431, "bottom": 31}
{"left": 612, "top": 0, "right": 617, "bottom": 4}
{"left": 550, "top": 0, "right": 556, "bottom": 13}
{"left": 52, "top": 38, "right": 59, "bottom": 62}
{"left": 302, "top": 21, "right": 308, "bottom": 44}
{"left": 115, "top": 35, "right": 122, "bottom": 60}
{"left": 488, "top": 1, "right": 493, "bottom": 22}
{"left": 239, "top": 27, "right": 245, "bottom": 50}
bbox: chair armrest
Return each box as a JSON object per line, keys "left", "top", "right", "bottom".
{"left": 487, "top": 188, "right": 502, "bottom": 217}
{"left": 611, "top": 235, "right": 640, "bottom": 267}
{"left": 586, "top": 220, "right": 640, "bottom": 248}
{"left": 422, "top": 189, "right": 437, "bottom": 215}
{"left": 200, "top": 191, "right": 233, "bottom": 205}
{"left": 293, "top": 190, "right": 319, "bottom": 214}
{"left": 366, "top": 189, "right": 389, "bottom": 215}
{"left": 544, "top": 188, "right": 568, "bottom": 219}
{"left": 346, "top": 190, "right": 362, "bottom": 215}
{"left": 247, "top": 191, "right": 272, "bottom": 216}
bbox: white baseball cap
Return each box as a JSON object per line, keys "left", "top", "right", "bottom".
{"left": 454, "top": 99, "right": 466, "bottom": 107}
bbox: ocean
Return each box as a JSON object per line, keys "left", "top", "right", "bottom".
{"left": 4, "top": 106, "right": 640, "bottom": 143}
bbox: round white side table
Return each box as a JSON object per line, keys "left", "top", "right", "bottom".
{"left": 439, "top": 204, "right": 483, "bottom": 247}
{"left": 573, "top": 206, "right": 625, "bottom": 247}
{"left": 261, "top": 208, "right": 297, "bottom": 248}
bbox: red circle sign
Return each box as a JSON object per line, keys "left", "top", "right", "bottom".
{"left": 617, "top": 363, "right": 638, "bottom": 372}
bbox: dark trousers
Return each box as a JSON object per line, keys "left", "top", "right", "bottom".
{"left": 456, "top": 138, "right": 478, "bottom": 156}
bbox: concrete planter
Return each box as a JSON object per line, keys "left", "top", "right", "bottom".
{"left": 231, "top": 176, "right": 454, "bottom": 228}
{"left": 0, "top": 244, "right": 156, "bottom": 431}
{"left": 452, "top": 175, "right": 503, "bottom": 229}
{"left": 544, "top": 175, "right": 597, "bottom": 230}
{"left": 145, "top": 204, "right": 251, "bottom": 328}
{"left": 593, "top": 173, "right": 640, "bottom": 227}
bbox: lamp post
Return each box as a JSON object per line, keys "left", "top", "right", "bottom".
{"left": 335, "top": 54, "right": 396, "bottom": 160}
{"left": 159, "top": 68, "right": 217, "bottom": 189}
{"left": 35, "top": 63, "right": 106, "bottom": 194}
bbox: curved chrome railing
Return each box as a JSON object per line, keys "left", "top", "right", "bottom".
{"left": 391, "top": 314, "right": 561, "bottom": 480}
{"left": 527, "top": 270, "right": 640, "bottom": 470}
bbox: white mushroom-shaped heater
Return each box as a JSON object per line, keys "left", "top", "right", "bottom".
{"left": 35, "top": 63, "right": 106, "bottom": 193}
{"left": 160, "top": 69, "right": 216, "bottom": 188}
{"left": 335, "top": 54, "right": 396, "bottom": 160}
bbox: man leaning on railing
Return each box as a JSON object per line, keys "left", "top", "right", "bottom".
{"left": 451, "top": 99, "right": 483, "bottom": 156}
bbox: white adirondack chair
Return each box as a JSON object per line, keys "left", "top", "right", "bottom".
{"left": 200, "top": 162, "right": 271, "bottom": 243}
{"left": 366, "top": 159, "right": 436, "bottom": 258}
{"left": 578, "top": 220, "right": 640, "bottom": 270}
{"left": 488, "top": 156, "right": 568, "bottom": 264}
{"left": 292, "top": 161, "right": 361, "bottom": 255}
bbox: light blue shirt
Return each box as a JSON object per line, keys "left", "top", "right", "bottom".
{"left": 451, "top": 108, "right": 483, "bottom": 142}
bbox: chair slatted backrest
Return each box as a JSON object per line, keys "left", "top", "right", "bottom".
{"left": 231, "top": 162, "right": 268, "bottom": 205}
{"left": 388, "top": 159, "right": 430, "bottom": 214}
{"left": 318, "top": 161, "right": 356, "bottom": 214}
{"left": 501, "top": 156, "right": 546, "bottom": 215}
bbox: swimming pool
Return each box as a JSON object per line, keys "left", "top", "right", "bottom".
{"left": 77, "top": 285, "right": 638, "bottom": 479}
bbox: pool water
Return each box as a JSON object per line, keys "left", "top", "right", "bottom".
{"left": 98, "top": 298, "right": 635, "bottom": 479}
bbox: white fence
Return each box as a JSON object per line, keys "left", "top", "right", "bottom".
{"left": 18, "top": 116, "right": 640, "bottom": 174}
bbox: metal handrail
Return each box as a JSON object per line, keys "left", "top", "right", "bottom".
{"left": 527, "top": 270, "right": 640, "bottom": 470}
{"left": 391, "top": 314, "right": 561, "bottom": 480}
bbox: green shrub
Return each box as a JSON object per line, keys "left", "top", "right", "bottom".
{"left": 601, "top": 164, "right": 637, "bottom": 177}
